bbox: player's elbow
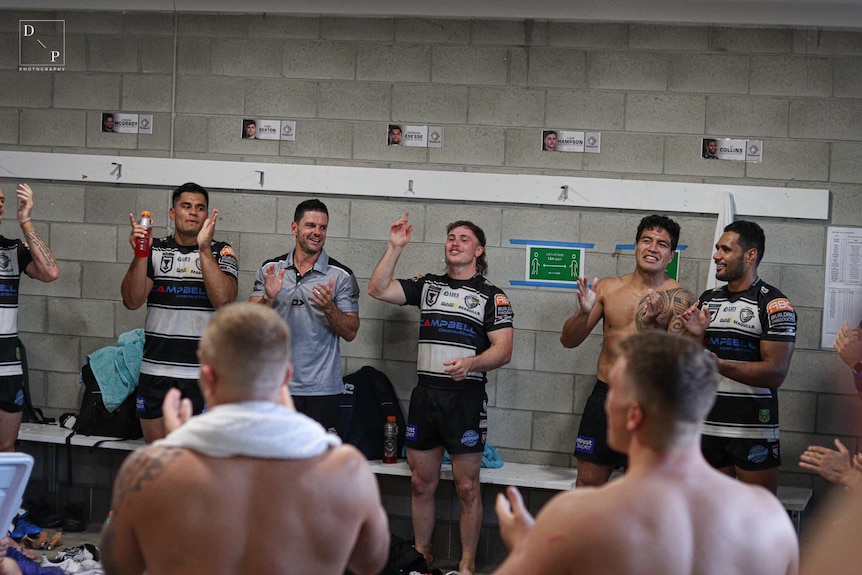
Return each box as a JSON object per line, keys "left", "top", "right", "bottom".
{"left": 43, "top": 267, "right": 60, "bottom": 282}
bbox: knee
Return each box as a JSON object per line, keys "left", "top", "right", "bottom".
{"left": 454, "top": 477, "right": 481, "bottom": 504}
{"left": 411, "top": 473, "right": 439, "bottom": 498}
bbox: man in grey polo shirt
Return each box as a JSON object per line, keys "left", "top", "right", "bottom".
{"left": 250, "top": 199, "right": 360, "bottom": 433}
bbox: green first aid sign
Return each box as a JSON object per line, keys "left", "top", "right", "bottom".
{"left": 526, "top": 246, "right": 583, "bottom": 283}
{"left": 665, "top": 251, "right": 680, "bottom": 281}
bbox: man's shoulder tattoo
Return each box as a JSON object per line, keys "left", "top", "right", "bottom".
{"left": 113, "top": 447, "right": 184, "bottom": 509}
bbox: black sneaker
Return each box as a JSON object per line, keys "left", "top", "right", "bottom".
{"left": 61, "top": 502, "right": 86, "bottom": 533}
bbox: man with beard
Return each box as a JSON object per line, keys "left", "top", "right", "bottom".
{"left": 681, "top": 220, "right": 796, "bottom": 494}
{"left": 250, "top": 199, "right": 359, "bottom": 433}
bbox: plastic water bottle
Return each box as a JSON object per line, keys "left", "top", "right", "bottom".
{"left": 134, "top": 211, "right": 152, "bottom": 258}
{"left": 383, "top": 415, "right": 398, "bottom": 463}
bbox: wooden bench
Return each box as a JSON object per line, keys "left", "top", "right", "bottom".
{"left": 16, "top": 424, "right": 813, "bottom": 535}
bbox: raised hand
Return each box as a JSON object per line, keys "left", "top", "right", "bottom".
{"left": 576, "top": 276, "right": 599, "bottom": 315}
{"left": 389, "top": 211, "right": 413, "bottom": 248}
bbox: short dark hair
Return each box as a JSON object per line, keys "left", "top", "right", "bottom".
{"left": 447, "top": 220, "right": 488, "bottom": 276}
{"left": 636, "top": 214, "right": 681, "bottom": 252}
{"left": 618, "top": 331, "right": 718, "bottom": 438}
{"left": 294, "top": 199, "right": 329, "bottom": 223}
{"left": 724, "top": 220, "right": 765, "bottom": 265}
{"left": 172, "top": 182, "right": 209, "bottom": 207}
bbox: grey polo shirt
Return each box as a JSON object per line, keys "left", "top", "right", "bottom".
{"left": 252, "top": 248, "right": 359, "bottom": 396}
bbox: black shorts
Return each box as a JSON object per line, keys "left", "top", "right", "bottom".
{"left": 0, "top": 375, "right": 25, "bottom": 413}
{"left": 405, "top": 384, "right": 487, "bottom": 455}
{"left": 136, "top": 374, "right": 205, "bottom": 420}
{"left": 293, "top": 394, "right": 341, "bottom": 434}
{"left": 701, "top": 434, "right": 781, "bottom": 471}
{"left": 574, "top": 380, "right": 627, "bottom": 469}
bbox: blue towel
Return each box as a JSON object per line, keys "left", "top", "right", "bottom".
{"left": 85, "top": 328, "right": 144, "bottom": 412}
{"left": 441, "top": 443, "right": 504, "bottom": 468}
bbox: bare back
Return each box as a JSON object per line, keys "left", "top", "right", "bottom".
{"left": 101, "top": 444, "right": 389, "bottom": 575}
{"left": 498, "top": 459, "right": 799, "bottom": 575}
{"left": 594, "top": 273, "right": 692, "bottom": 380}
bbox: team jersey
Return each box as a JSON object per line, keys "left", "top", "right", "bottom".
{"left": 399, "top": 273, "right": 513, "bottom": 389}
{"left": 141, "top": 236, "right": 238, "bottom": 380}
{"left": 0, "top": 237, "right": 32, "bottom": 376}
{"left": 698, "top": 278, "right": 796, "bottom": 440}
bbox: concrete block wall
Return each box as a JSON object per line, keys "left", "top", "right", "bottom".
{"left": 2, "top": 9, "right": 862, "bottom": 539}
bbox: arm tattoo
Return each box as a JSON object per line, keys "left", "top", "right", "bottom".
{"left": 113, "top": 447, "right": 184, "bottom": 510}
{"left": 668, "top": 289, "right": 696, "bottom": 334}
{"left": 24, "top": 231, "right": 58, "bottom": 268}
{"left": 635, "top": 288, "right": 695, "bottom": 333}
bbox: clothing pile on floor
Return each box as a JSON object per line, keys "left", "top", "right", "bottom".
{"left": 7, "top": 503, "right": 101, "bottom": 575}
{"left": 7, "top": 544, "right": 103, "bottom": 575}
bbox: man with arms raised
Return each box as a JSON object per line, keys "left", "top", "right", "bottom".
{"left": 494, "top": 331, "right": 798, "bottom": 575}
{"left": 250, "top": 199, "right": 359, "bottom": 433}
{"left": 122, "top": 182, "right": 238, "bottom": 443}
{"left": 99, "top": 303, "right": 389, "bottom": 575}
{"left": 368, "top": 213, "right": 513, "bottom": 575}
{"left": 0, "top": 183, "right": 59, "bottom": 452}
{"left": 681, "top": 220, "right": 796, "bottom": 493}
{"left": 561, "top": 214, "right": 694, "bottom": 486}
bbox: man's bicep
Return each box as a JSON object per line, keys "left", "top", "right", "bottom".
{"left": 761, "top": 340, "right": 795, "bottom": 373}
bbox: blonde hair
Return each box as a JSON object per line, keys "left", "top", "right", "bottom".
{"left": 198, "top": 303, "right": 291, "bottom": 399}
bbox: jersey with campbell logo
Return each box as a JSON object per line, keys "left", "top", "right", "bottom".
{"left": 142, "top": 236, "right": 238, "bottom": 380}
{"left": 399, "top": 273, "right": 513, "bottom": 389}
{"left": 698, "top": 278, "right": 796, "bottom": 440}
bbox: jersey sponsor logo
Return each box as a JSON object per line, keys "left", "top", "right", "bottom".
{"left": 0, "top": 255, "right": 9, "bottom": 271}
{"left": 292, "top": 299, "right": 305, "bottom": 307}
{"left": 767, "top": 298, "right": 794, "bottom": 314}
{"left": 425, "top": 285, "right": 441, "bottom": 307}
{"left": 220, "top": 245, "right": 237, "bottom": 258}
{"left": 136, "top": 395, "right": 146, "bottom": 413}
{"left": 154, "top": 285, "right": 208, "bottom": 297}
{"left": 495, "top": 294, "right": 510, "bottom": 307}
{"left": 421, "top": 318, "right": 477, "bottom": 336}
{"left": 461, "top": 429, "right": 480, "bottom": 448}
{"left": 405, "top": 423, "right": 417, "bottom": 440}
{"left": 575, "top": 435, "right": 595, "bottom": 454}
{"left": 758, "top": 408, "right": 771, "bottom": 424}
{"left": 747, "top": 444, "right": 769, "bottom": 464}
{"left": 707, "top": 336, "right": 758, "bottom": 351}
{"left": 13, "top": 389, "right": 23, "bottom": 406}
{"left": 443, "top": 290, "right": 460, "bottom": 299}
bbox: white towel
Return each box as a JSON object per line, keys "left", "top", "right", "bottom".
{"left": 706, "top": 192, "right": 735, "bottom": 290}
{"left": 155, "top": 401, "right": 341, "bottom": 459}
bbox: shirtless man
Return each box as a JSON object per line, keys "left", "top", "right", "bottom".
{"left": 494, "top": 332, "right": 799, "bottom": 575}
{"left": 99, "top": 303, "right": 389, "bottom": 575}
{"left": 560, "top": 214, "right": 694, "bottom": 486}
